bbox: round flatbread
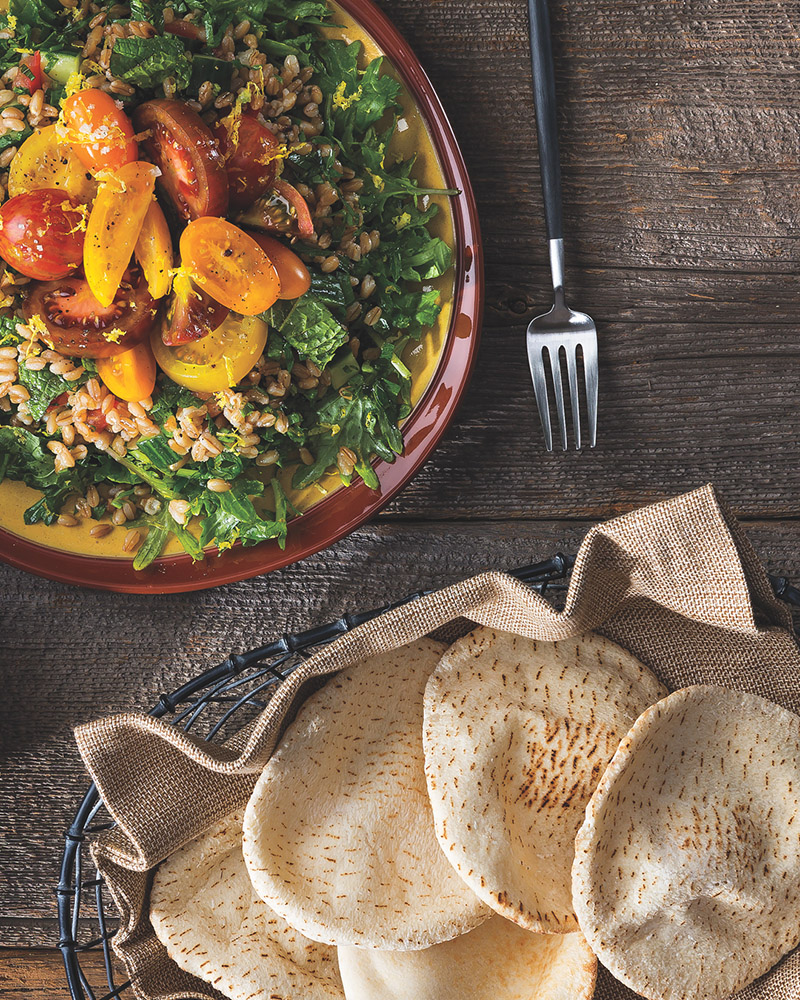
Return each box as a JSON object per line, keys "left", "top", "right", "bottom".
{"left": 573, "top": 685, "right": 800, "bottom": 1000}
{"left": 337, "top": 915, "right": 597, "bottom": 1000}
{"left": 243, "top": 638, "right": 490, "bottom": 950}
{"left": 423, "top": 627, "right": 667, "bottom": 932}
{"left": 150, "top": 810, "right": 343, "bottom": 1000}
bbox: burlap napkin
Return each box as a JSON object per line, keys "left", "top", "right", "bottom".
{"left": 75, "top": 483, "right": 800, "bottom": 1000}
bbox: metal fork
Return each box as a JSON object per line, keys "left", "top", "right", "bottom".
{"left": 525, "top": 0, "right": 598, "bottom": 450}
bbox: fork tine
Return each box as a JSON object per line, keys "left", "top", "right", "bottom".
{"left": 528, "top": 345, "right": 553, "bottom": 451}
{"left": 564, "top": 346, "right": 581, "bottom": 450}
{"left": 545, "top": 344, "right": 568, "bottom": 450}
{"left": 581, "top": 335, "right": 599, "bottom": 448}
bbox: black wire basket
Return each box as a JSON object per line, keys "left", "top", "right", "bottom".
{"left": 56, "top": 553, "right": 800, "bottom": 1000}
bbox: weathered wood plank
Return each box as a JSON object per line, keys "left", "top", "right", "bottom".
{"left": 3, "top": 516, "right": 800, "bottom": 939}
{"left": 379, "top": 0, "right": 800, "bottom": 269}
{"left": 0, "top": 947, "right": 115, "bottom": 998}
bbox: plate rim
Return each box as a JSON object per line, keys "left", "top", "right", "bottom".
{"left": 0, "top": 0, "right": 483, "bottom": 594}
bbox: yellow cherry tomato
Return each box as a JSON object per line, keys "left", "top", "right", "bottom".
{"left": 151, "top": 313, "right": 267, "bottom": 392}
{"left": 179, "top": 217, "right": 280, "bottom": 316}
{"left": 84, "top": 161, "right": 159, "bottom": 307}
{"left": 96, "top": 340, "right": 157, "bottom": 402}
{"left": 135, "top": 201, "right": 173, "bottom": 300}
{"left": 8, "top": 124, "right": 98, "bottom": 202}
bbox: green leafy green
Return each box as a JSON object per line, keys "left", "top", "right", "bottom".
{"left": 0, "top": 425, "right": 88, "bottom": 524}
{"left": 294, "top": 343, "right": 410, "bottom": 490}
{"left": 16, "top": 365, "right": 72, "bottom": 422}
{"left": 110, "top": 34, "right": 192, "bottom": 90}
{"left": 262, "top": 292, "right": 348, "bottom": 370}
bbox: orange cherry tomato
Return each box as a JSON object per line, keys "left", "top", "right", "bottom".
{"left": 84, "top": 161, "right": 159, "bottom": 307}
{"left": 96, "top": 340, "right": 157, "bottom": 402}
{"left": 60, "top": 90, "right": 138, "bottom": 175}
{"left": 179, "top": 217, "right": 280, "bottom": 315}
{"left": 246, "top": 232, "right": 311, "bottom": 300}
{"left": 135, "top": 201, "right": 173, "bottom": 300}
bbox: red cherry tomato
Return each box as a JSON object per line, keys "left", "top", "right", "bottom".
{"left": 246, "top": 232, "right": 311, "bottom": 300}
{"left": 15, "top": 51, "right": 42, "bottom": 95}
{"left": 23, "top": 268, "right": 159, "bottom": 358}
{"left": 214, "top": 113, "right": 283, "bottom": 211}
{"left": 133, "top": 99, "right": 228, "bottom": 220}
{"left": 0, "top": 189, "right": 85, "bottom": 280}
{"left": 236, "top": 178, "right": 314, "bottom": 237}
{"left": 60, "top": 90, "right": 138, "bottom": 174}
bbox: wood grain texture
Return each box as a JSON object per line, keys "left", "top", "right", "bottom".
{"left": 5, "top": 0, "right": 800, "bottom": 968}
{"left": 0, "top": 948, "right": 112, "bottom": 998}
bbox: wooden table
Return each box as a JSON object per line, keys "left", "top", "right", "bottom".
{"left": 3, "top": 0, "right": 800, "bottom": 993}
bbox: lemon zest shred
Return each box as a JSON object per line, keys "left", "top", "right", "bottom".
{"left": 25, "top": 314, "right": 50, "bottom": 342}
{"left": 332, "top": 80, "right": 362, "bottom": 111}
{"left": 64, "top": 71, "right": 88, "bottom": 99}
{"left": 102, "top": 327, "right": 125, "bottom": 344}
{"left": 367, "top": 169, "right": 384, "bottom": 191}
{"left": 7, "top": 16, "right": 17, "bottom": 33}
{"left": 64, "top": 201, "right": 90, "bottom": 233}
{"left": 392, "top": 211, "right": 412, "bottom": 231}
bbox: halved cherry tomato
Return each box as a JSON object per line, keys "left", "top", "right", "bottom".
{"left": 163, "top": 273, "right": 229, "bottom": 345}
{"left": 236, "top": 177, "right": 314, "bottom": 237}
{"left": 8, "top": 124, "right": 97, "bottom": 202}
{"left": 84, "top": 161, "right": 159, "bottom": 307}
{"left": 0, "top": 189, "right": 85, "bottom": 280}
{"left": 246, "top": 231, "right": 310, "bottom": 300}
{"left": 179, "top": 217, "right": 280, "bottom": 315}
{"left": 133, "top": 100, "right": 228, "bottom": 220}
{"left": 15, "top": 51, "right": 42, "bottom": 95}
{"left": 23, "top": 267, "right": 159, "bottom": 358}
{"left": 134, "top": 201, "right": 173, "bottom": 300}
{"left": 59, "top": 90, "right": 138, "bottom": 175}
{"left": 213, "top": 113, "right": 283, "bottom": 211}
{"left": 151, "top": 313, "right": 267, "bottom": 392}
{"left": 97, "top": 340, "right": 157, "bottom": 402}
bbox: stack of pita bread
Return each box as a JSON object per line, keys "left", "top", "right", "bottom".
{"left": 149, "top": 630, "right": 800, "bottom": 1000}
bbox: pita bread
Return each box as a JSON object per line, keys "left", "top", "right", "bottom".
{"left": 423, "top": 627, "right": 666, "bottom": 932}
{"left": 573, "top": 685, "right": 800, "bottom": 1000}
{"left": 243, "top": 638, "right": 490, "bottom": 950}
{"left": 150, "top": 810, "right": 343, "bottom": 1000}
{"left": 337, "top": 915, "right": 597, "bottom": 1000}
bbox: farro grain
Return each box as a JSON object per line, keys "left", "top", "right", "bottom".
{"left": 62, "top": 425, "right": 76, "bottom": 446}
{"left": 122, "top": 529, "right": 141, "bottom": 553}
{"left": 143, "top": 497, "right": 161, "bottom": 515}
{"left": 7, "top": 384, "right": 28, "bottom": 403}
{"left": 168, "top": 498, "right": 190, "bottom": 523}
{"left": 321, "top": 255, "right": 339, "bottom": 273}
{"left": 0, "top": 90, "right": 14, "bottom": 106}
{"left": 344, "top": 302, "right": 362, "bottom": 323}
{"left": 256, "top": 449, "right": 279, "bottom": 466}
{"left": 275, "top": 412, "right": 288, "bottom": 433}
{"left": 86, "top": 485, "right": 100, "bottom": 508}
{"left": 111, "top": 507, "right": 127, "bottom": 526}
{"left": 58, "top": 514, "right": 79, "bottom": 527}
{"left": 299, "top": 447, "right": 314, "bottom": 465}
{"left": 359, "top": 273, "right": 376, "bottom": 299}
{"left": 0, "top": 346, "right": 16, "bottom": 359}
{"left": 364, "top": 306, "right": 382, "bottom": 327}
{"left": 0, "top": 145, "right": 16, "bottom": 167}
{"left": 90, "top": 523, "right": 113, "bottom": 538}
{"left": 1, "top": 106, "right": 24, "bottom": 121}
{"left": 71, "top": 445, "right": 88, "bottom": 461}
{"left": 337, "top": 446, "right": 356, "bottom": 477}
{"left": 238, "top": 445, "right": 258, "bottom": 458}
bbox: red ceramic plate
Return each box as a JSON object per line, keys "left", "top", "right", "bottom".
{"left": 0, "top": 0, "right": 482, "bottom": 593}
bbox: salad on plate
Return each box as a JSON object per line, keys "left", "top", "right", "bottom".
{"left": 0, "top": 0, "right": 455, "bottom": 568}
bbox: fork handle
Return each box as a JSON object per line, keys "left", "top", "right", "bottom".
{"left": 527, "top": 0, "right": 563, "bottom": 242}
